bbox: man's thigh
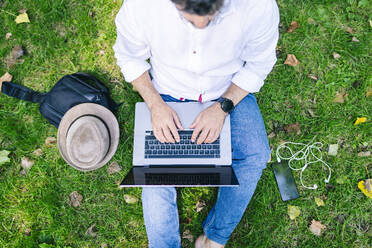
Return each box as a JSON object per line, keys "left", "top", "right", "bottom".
{"left": 230, "top": 94, "right": 270, "bottom": 168}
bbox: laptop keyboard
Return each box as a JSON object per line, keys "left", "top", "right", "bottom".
{"left": 144, "top": 130, "right": 220, "bottom": 159}
{"left": 145, "top": 173, "right": 220, "bottom": 185}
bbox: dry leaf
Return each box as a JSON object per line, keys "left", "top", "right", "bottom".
{"left": 24, "top": 228, "right": 31, "bottom": 236}
{"left": 15, "top": 13, "right": 30, "bottom": 24}
{"left": 308, "top": 74, "right": 318, "bottom": 80}
{"left": 195, "top": 200, "right": 206, "bottom": 213}
{"left": 315, "top": 197, "right": 325, "bottom": 206}
{"left": 366, "top": 87, "right": 372, "bottom": 98}
{"left": 333, "top": 52, "right": 341, "bottom": 59}
{"left": 85, "top": 224, "right": 97, "bottom": 237}
{"left": 307, "top": 109, "right": 316, "bottom": 117}
{"left": 288, "top": 205, "right": 301, "bottom": 220}
{"left": 333, "top": 89, "right": 347, "bottom": 103}
{"left": 307, "top": 18, "right": 318, "bottom": 25}
{"left": 124, "top": 194, "right": 138, "bottom": 204}
{"left": 357, "top": 151, "right": 370, "bottom": 157}
{"left": 45, "top": 137, "right": 57, "bottom": 147}
{"left": 328, "top": 144, "right": 338, "bottom": 156}
{"left": 5, "top": 33, "right": 12, "bottom": 40}
{"left": 358, "top": 180, "right": 372, "bottom": 199}
{"left": 12, "top": 45, "right": 24, "bottom": 59}
{"left": 182, "top": 229, "right": 194, "bottom": 242}
{"left": 354, "top": 117, "right": 367, "bottom": 126}
{"left": 0, "top": 72, "right": 13, "bottom": 90}
{"left": 351, "top": 37, "right": 360, "bottom": 42}
{"left": 108, "top": 161, "right": 122, "bottom": 175}
{"left": 21, "top": 157, "right": 34, "bottom": 170}
{"left": 345, "top": 26, "right": 355, "bottom": 34}
{"left": 0, "top": 150, "right": 11, "bottom": 165}
{"left": 4, "top": 46, "right": 24, "bottom": 68}
{"left": 309, "top": 220, "right": 326, "bottom": 236}
{"left": 284, "top": 54, "right": 300, "bottom": 66}
{"left": 32, "top": 148, "right": 43, "bottom": 157}
{"left": 287, "top": 21, "right": 299, "bottom": 33}
{"left": 69, "top": 191, "right": 83, "bottom": 208}
{"left": 0, "top": 72, "right": 13, "bottom": 83}
{"left": 268, "top": 132, "right": 276, "bottom": 139}
{"left": 284, "top": 123, "right": 301, "bottom": 135}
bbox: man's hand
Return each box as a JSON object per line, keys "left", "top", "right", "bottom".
{"left": 190, "top": 103, "right": 227, "bottom": 144}
{"left": 130, "top": 71, "right": 184, "bottom": 143}
{"left": 150, "top": 102, "right": 184, "bottom": 143}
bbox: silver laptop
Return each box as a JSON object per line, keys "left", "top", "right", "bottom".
{"left": 120, "top": 101, "right": 239, "bottom": 187}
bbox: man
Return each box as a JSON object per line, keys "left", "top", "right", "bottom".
{"left": 113, "top": 0, "right": 279, "bottom": 247}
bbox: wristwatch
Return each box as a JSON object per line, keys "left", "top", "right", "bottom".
{"left": 217, "top": 97, "right": 234, "bottom": 114}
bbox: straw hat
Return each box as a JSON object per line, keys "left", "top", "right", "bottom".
{"left": 57, "top": 103, "right": 119, "bottom": 171}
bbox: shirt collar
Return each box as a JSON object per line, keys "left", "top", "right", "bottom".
{"left": 212, "top": 0, "right": 235, "bottom": 24}
{"left": 176, "top": 0, "right": 236, "bottom": 27}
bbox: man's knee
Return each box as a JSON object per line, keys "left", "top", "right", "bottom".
{"left": 231, "top": 125, "right": 271, "bottom": 167}
{"left": 142, "top": 187, "right": 177, "bottom": 204}
{"left": 230, "top": 94, "right": 271, "bottom": 165}
{"left": 142, "top": 187, "right": 178, "bottom": 225}
{"left": 233, "top": 144, "right": 271, "bottom": 165}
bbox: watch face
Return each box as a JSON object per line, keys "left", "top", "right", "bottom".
{"left": 221, "top": 99, "right": 234, "bottom": 113}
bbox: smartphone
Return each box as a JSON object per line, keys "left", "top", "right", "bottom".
{"left": 272, "top": 161, "right": 300, "bottom": 201}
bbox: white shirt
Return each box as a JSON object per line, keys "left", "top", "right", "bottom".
{"left": 113, "top": 0, "right": 279, "bottom": 102}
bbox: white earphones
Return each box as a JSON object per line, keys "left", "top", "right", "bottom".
{"left": 276, "top": 141, "right": 332, "bottom": 190}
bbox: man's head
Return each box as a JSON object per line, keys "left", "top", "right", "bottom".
{"left": 171, "top": 0, "right": 224, "bottom": 29}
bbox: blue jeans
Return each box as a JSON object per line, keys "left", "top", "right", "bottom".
{"left": 142, "top": 94, "right": 271, "bottom": 247}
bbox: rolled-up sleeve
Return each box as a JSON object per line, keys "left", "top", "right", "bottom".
{"left": 113, "top": 0, "right": 151, "bottom": 83}
{"left": 232, "top": 0, "right": 279, "bottom": 93}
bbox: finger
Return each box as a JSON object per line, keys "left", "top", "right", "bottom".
{"left": 191, "top": 126, "right": 202, "bottom": 143}
{"left": 168, "top": 122, "right": 180, "bottom": 143}
{"left": 205, "top": 129, "right": 217, "bottom": 143}
{"left": 197, "top": 129, "right": 210, "bottom": 144}
{"left": 154, "top": 128, "right": 166, "bottom": 143}
{"left": 213, "top": 129, "right": 221, "bottom": 142}
{"left": 162, "top": 126, "right": 175, "bottom": 143}
{"left": 211, "top": 127, "right": 223, "bottom": 143}
{"left": 172, "top": 111, "right": 184, "bottom": 130}
{"left": 189, "top": 114, "right": 201, "bottom": 129}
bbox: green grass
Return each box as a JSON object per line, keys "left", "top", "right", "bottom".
{"left": 1, "top": 0, "right": 371, "bottom": 247}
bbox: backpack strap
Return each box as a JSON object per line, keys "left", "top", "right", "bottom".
{"left": 1, "top": 81, "right": 45, "bottom": 103}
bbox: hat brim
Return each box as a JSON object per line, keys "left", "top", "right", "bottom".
{"left": 57, "top": 103, "right": 119, "bottom": 171}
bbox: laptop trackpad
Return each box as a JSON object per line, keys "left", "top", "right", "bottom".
{"left": 120, "top": 166, "right": 239, "bottom": 187}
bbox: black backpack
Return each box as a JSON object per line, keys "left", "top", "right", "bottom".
{"left": 1, "top": 72, "right": 120, "bottom": 127}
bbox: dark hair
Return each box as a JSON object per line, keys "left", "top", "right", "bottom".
{"left": 171, "top": 0, "right": 224, "bottom": 16}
